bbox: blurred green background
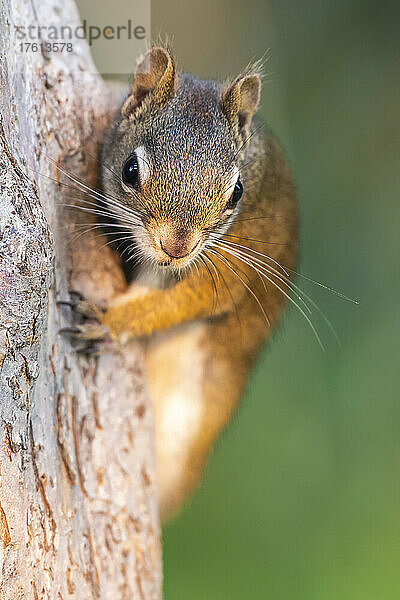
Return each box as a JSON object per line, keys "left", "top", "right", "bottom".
{"left": 78, "top": 0, "right": 400, "bottom": 597}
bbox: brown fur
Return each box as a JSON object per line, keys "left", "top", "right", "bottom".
{"left": 98, "top": 47, "right": 298, "bottom": 518}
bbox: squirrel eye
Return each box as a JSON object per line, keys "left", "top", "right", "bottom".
{"left": 227, "top": 179, "right": 243, "bottom": 209}
{"left": 122, "top": 153, "right": 139, "bottom": 187}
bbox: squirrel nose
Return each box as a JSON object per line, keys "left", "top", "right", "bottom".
{"left": 160, "top": 235, "right": 200, "bottom": 259}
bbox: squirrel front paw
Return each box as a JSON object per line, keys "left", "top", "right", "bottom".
{"left": 58, "top": 291, "right": 113, "bottom": 354}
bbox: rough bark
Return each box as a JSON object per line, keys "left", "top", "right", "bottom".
{"left": 0, "top": 1, "right": 161, "bottom": 598}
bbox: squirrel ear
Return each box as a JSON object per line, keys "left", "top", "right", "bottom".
{"left": 221, "top": 73, "right": 261, "bottom": 140}
{"left": 122, "top": 47, "right": 176, "bottom": 118}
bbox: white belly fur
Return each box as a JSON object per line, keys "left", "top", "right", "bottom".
{"left": 144, "top": 320, "right": 206, "bottom": 513}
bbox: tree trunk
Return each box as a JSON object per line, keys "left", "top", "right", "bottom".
{"left": 0, "top": 1, "right": 161, "bottom": 598}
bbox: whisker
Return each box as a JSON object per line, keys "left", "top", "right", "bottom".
{"left": 216, "top": 241, "right": 311, "bottom": 315}
{"left": 191, "top": 255, "right": 201, "bottom": 279}
{"left": 208, "top": 247, "right": 271, "bottom": 327}
{"left": 222, "top": 233, "right": 287, "bottom": 246}
{"left": 210, "top": 236, "right": 290, "bottom": 277}
{"left": 202, "top": 252, "right": 219, "bottom": 283}
{"left": 69, "top": 224, "right": 135, "bottom": 245}
{"left": 218, "top": 236, "right": 357, "bottom": 305}
{"left": 62, "top": 202, "right": 140, "bottom": 226}
{"left": 199, "top": 254, "right": 219, "bottom": 314}
{"left": 97, "top": 234, "right": 135, "bottom": 252}
{"left": 61, "top": 189, "right": 143, "bottom": 221}
{"left": 62, "top": 200, "right": 143, "bottom": 228}
{"left": 215, "top": 240, "right": 341, "bottom": 342}
{"left": 73, "top": 222, "right": 133, "bottom": 231}
{"left": 204, "top": 251, "right": 243, "bottom": 328}
{"left": 286, "top": 269, "right": 359, "bottom": 304}
{"left": 62, "top": 190, "right": 145, "bottom": 221}
{"left": 232, "top": 215, "right": 287, "bottom": 224}
{"left": 212, "top": 242, "right": 324, "bottom": 349}
{"left": 45, "top": 157, "right": 147, "bottom": 223}
{"left": 45, "top": 156, "right": 121, "bottom": 205}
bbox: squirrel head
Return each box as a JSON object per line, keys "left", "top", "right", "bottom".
{"left": 102, "top": 46, "right": 261, "bottom": 271}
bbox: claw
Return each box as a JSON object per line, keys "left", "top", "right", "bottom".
{"left": 69, "top": 289, "right": 85, "bottom": 301}
{"left": 59, "top": 323, "right": 109, "bottom": 341}
{"left": 57, "top": 299, "right": 102, "bottom": 320}
{"left": 76, "top": 340, "right": 115, "bottom": 356}
{"left": 59, "top": 326, "right": 81, "bottom": 335}
{"left": 57, "top": 300, "right": 77, "bottom": 309}
{"left": 76, "top": 345, "right": 101, "bottom": 356}
{"left": 58, "top": 290, "right": 112, "bottom": 354}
